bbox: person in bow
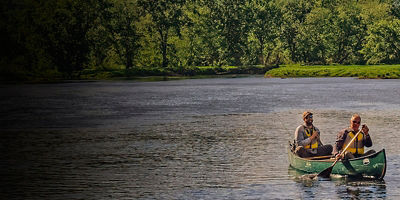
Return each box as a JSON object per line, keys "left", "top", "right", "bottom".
{"left": 294, "top": 111, "right": 333, "bottom": 157}
{"left": 333, "top": 114, "right": 375, "bottom": 159}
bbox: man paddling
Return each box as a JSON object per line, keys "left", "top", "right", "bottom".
{"left": 294, "top": 111, "right": 333, "bottom": 157}
{"left": 333, "top": 114, "right": 375, "bottom": 159}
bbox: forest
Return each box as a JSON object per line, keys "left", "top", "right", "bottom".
{"left": 1, "top": 0, "right": 400, "bottom": 81}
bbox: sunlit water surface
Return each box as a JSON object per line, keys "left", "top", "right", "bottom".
{"left": 1, "top": 77, "right": 400, "bottom": 199}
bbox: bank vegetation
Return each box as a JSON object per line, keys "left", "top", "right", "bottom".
{"left": 265, "top": 64, "right": 400, "bottom": 79}
{"left": 2, "top": 0, "right": 400, "bottom": 81}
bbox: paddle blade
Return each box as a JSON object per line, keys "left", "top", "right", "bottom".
{"left": 317, "top": 166, "right": 333, "bottom": 178}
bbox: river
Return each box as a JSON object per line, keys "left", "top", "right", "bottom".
{"left": 1, "top": 77, "right": 400, "bottom": 199}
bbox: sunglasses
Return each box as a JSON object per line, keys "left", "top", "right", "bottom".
{"left": 306, "top": 115, "right": 313, "bottom": 119}
{"left": 352, "top": 120, "right": 361, "bottom": 124}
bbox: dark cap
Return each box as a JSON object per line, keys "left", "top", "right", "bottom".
{"left": 302, "top": 111, "right": 313, "bottom": 120}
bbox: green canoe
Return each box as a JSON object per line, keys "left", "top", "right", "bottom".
{"left": 288, "top": 144, "right": 386, "bottom": 179}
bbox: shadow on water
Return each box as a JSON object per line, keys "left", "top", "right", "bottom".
{"left": 129, "top": 74, "right": 257, "bottom": 82}
{"left": 288, "top": 166, "right": 387, "bottom": 199}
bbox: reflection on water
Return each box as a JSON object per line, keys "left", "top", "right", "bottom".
{"left": 1, "top": 77, "right": 400, "bottom": 199}
{"left": 288, "top": 166, "right": 387, "bottom": 199}
{"left": 288, "top": 167, "right": 319, "bottom": 187}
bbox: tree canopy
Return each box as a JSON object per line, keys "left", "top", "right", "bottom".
{"left": 1, "top": 0, "right": 400, "bottom": 80}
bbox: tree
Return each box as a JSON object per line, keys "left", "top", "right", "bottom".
{"left": 204, "top": 0, "right": 251, "bottom": 66}
{"left": 247, "top": 0, "right": 281, "bottom": 65}
{"left": 326, "top": 2, "right": 366, "bottom": 64}
{"left": 362, "top": 19, "right": 400, "bottom": 64}
{"left": 39, "top": 0, "right": 100, "bottom": 78}
{"left": 278, "top": 0, "right": 315, "bottom": 63}
{"left": 297, "top": 7, "right": 332, "bottom": 64}
{"left": 167, "top": 1, "right": 202, "bottom": 68}
{"left": 190, "top": 0, "right": 227, "bottom": 66}
{"left": 138, "top": 0, "right": 187, "bottom": 69}
{"left": 109, "top": 0, "right": 141, "bottom": 70}
{"left": 87, "top": 0, "right": 113, "bottom": 69}
{"left": 0, "top": 0, "right": 51, "bottom": 79}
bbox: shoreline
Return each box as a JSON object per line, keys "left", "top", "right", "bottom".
{"left": 265, "top": 64, "right": 400, "bottom": 79}
{"left": 2, "top": 64, "right": 400, "bottom": 84}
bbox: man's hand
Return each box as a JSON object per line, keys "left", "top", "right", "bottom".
{"left": 362, "top": 124, "right": 369, "bottom": 135}
{"left": 335, "top": 153, "right": 344, "bottom": 160}
{"left": 310, "top": 131, "right": 319, "bottom": 140}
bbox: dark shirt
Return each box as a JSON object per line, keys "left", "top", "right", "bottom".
{"left": 333, "top": 128, "right": 372, "bottom": 155}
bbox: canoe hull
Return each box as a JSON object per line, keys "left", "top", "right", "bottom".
{"left": 288, "top": 148, "right": 386, "bottom": 179}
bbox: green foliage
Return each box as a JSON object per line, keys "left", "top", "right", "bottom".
{"left": 297, "top": 7, "right": 331, "bottom": 64}
{"left": 4, "top": 0, "right": 400, "bottom": 81}
{"left": 362, "top": 19, "right": 400, "bottom": 64}
{"left": 246, "top": 0, "right": 281, "bottom": 66}
{"left": 138, "top": 0, "right": 188, "bottom": 69}
{"left": 109, "top": 0, "right": 141, "bottom": 69}
{"left": 390, "top": 0, "right": 400, "bottom": 18}
{"left": 87, "top": 0, "right": 114, "bottom": 69}
{"left": 278, "top": 0, "right": 316, "bottom": 62}
{"left": 202, "top": 0, "right": 251, "bottom": 66}
{"left": 39, "top": 0, "right": 100, "bottom": 78}
{"left": 0, "top": 0, "right": 56, "bottom": 80}
{"left": 328, "top": 2, "right": 366, "bottom": 64}
{"left": 181, "top": 3, "right": 222, "bottom": 66}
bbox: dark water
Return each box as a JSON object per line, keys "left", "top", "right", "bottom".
{"left": 1, "top": 77, "right": 400, "bottom": 199}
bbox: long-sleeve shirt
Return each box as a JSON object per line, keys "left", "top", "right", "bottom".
{"left": 294, "top": 125, "right": 323, "bottom": 154}
{"left": 333, "top": 128, "right": 372, "bottom": 155}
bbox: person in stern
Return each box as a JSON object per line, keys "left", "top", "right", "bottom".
{"left": 294, "top": 111, "right": 333, "bottom": 158}
{"left": 333, "top": 114, "right": 375, "bottom": 160}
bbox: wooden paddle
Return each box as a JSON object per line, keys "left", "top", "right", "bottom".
{"left": 317, "top": 129, "right": 363, "bottom": 178}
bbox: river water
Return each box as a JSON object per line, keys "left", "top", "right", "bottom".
{"left": 1, "top": 77, "right": 400, "bottom": 199}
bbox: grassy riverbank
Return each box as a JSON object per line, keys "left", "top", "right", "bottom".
{"left": 265, "top": 64, "right": 400, "bottom": 79}
{"left": 4, "top": 64, "right": 400, "bottom": 83}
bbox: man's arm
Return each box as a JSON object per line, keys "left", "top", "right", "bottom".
{"left": 361, "top": 125, "right": 372, "bottom": 147}
{"left": 333, "top": 130, "right": 347, "bottom": 155}
{"left": 314, "top": 127, "right": 323, "bottom": 146}
{"left": 364, "top": 134, "right": 372, "bottom": 147}
{"left": 295, "top": 125, "right": 312, "bottom": 147}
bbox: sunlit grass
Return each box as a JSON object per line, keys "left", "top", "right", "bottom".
{"left": 265, "top": 64, "right": 400, "bottom": 79}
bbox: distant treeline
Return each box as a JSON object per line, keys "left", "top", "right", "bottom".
{"left": 1, "top": 0, "right": 400, "bottom": 80}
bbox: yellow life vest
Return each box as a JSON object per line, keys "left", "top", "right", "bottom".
{"left": 343, "top": 130, "right": 364, "bottom": 155}
{"left": 304, "top": 127, "right": 319, "bottom": 149}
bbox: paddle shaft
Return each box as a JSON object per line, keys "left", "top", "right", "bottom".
{"left": 317, "top": 128, "right": 364, "bottom": 178}
{"left": 330, "top": 128, "right": 363, "bottom": 167}
{"left": 336, "top": 129, "right": 363, "bottom": 160}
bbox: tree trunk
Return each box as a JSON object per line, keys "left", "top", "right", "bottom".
{"left": 162, "top": 44, "right": 168, "bottom": 68}
{"left": 126, "top": 51, "right": 133, "bottom": 69}
{"left": 159, "top": 28, "right": 168, "bottom": 68}
{"left": 258, "top": 37, "right": 265, "bottom": 65}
